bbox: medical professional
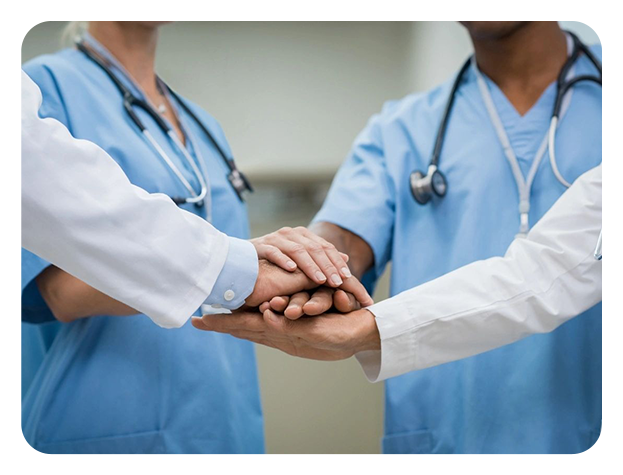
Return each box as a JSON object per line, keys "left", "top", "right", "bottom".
{"left": 21, "top": 21, "right": 370, "bottom": 454}
{"left": 317, "top": 21, "right": 602, "bottom": 454}
{"left": 198, "top": 22, "right": 602, "bottom": 454}
{"left": 22, "top": 71, "right": 368, "bottom": 330}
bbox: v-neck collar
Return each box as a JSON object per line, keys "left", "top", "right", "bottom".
{"left": 471, "top": 33, "right": 574, "bottom": 125}
{"left": 481, "top": 77, "right": 557, "bottom": 125}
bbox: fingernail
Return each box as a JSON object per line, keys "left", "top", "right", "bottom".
{"left": 331, "top": 274, "right": 343, "bottom": 286}
{"left": 341, "top": 267, "right": 352, "bottom": 278}
{"left": 315, "top": 271, "right": 327, "bottom": 282}
{"left": 286, "top": 260, "right": 297, "bottom": 270}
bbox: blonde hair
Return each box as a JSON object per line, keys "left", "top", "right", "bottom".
{"left": 61, "top": 21, "right": 88, "bottom": 47}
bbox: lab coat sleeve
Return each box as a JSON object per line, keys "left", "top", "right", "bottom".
{"left": 21, "top": 71, "right": 258, "bottom": 329}
{"left": 356, "top": 165, "right": 602, "bottom": 382}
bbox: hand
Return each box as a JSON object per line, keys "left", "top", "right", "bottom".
{"left": 259, "top": 288, "right": 360, "bottom": 320}
{"left": 192, "top": 308, "right": 381, "bottom": 361}
{"left": 251, "top": 227, "right": 352, "bottom": 287}
{"left": 245, "top": 260, "right": 315, "bottom": 308}
{"left": 247, "top": 260, "right": 373, "bottom": 309}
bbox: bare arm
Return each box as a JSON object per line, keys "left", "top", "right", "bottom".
{"left": 36, "top": 266, "right": 138, "bottom": 323}
{"left": 308, "top": 222, "right": 375, "bottom": 280}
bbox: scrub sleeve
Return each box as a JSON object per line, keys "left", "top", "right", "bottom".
{"left": 312, "top": 114, "right": 395, "bottom": 282}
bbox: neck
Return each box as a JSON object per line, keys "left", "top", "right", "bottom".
{"left": 88, "top": 22, "right": 159, "bottom": 91}
{"left": 471, "top": 22, "right": 567, "bottom": 114}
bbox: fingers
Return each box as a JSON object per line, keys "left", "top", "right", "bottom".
{"left": 254, "top": 244, "right": 297, "bottom": 272}
{"left": 251, "top": 227, "right": 352, "bottom": 286}
{"left": 302, "top": 287, "right": 334, "bottom": 316}
{"left": 338, "top": 275, "right": 374, "bottom": 307}
{"left": 333, "top": 289, "right": 360, "bottom": 313}
{"left": 284, "top": 292, "right": 311, "bottom": 320}
{"left": 275, "top": 238, "right": 329, "bottom": 285}
{"left": 269, "top": 296, "right": 290, "bottom": 313}
{"left": 288, "top": 235, "right": 344, "bottom": 287}
{"left": 259, "top": 297, "right": 290, "bottom": 313}
{"left": 298, "top": 228, "right": 352, "bottom": 280}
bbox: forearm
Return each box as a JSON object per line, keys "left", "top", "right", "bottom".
{"left": 308, "top": 222, "right": 374, "bottom": 279}
{"left": 36, "top": 266, "right": 138, "bottom": 323}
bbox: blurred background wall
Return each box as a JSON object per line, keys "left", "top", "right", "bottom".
{"left": 22, "top": 21, "right": 600, "bottom": 454}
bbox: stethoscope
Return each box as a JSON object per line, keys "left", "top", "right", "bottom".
{"left": 76, "top": 40, "right": 253, "bottom": 209}
{"left": 410, "top": 31, "right": 602, "bottom": 237}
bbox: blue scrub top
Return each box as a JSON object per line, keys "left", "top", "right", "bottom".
{"left": 314, "top": 47, "right": 602, "bottom": 454}
{"left": 21, "top": 47, "right": 263, "bottom": 454}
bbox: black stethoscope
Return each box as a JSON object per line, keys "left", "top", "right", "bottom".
{"left": 76, "top": 40, "right": 253, "bottom": 207}
{"left": 410, "top": 31, "right": 602, "bottom": 206}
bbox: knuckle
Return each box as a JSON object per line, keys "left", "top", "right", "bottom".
{"left": 265, "top": 245, "right": 279, "bottom": 257}
{"left": 307, "top": 244, "right": 323, "bottom": 254}
{"left": 321, "top": 263, "right": 336, "bottom": 272}
{"left": 290, "top": 243, "right": 306, "bottom": 254}
{"left": 279, "top": 226, "right": 293, "bottom": 235}
{"left": 321, "top": 241, "right": 336, "bottom": 251}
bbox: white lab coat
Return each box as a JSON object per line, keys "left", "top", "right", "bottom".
{"left": 21, "top": 71, "right": 239, "bottom": 329}
{"left": 357, "top": 165, "right": 602, "bottom": 382}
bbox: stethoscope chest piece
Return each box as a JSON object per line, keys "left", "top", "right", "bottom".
{"left": 227, "top": 168, "right": 254, "bottom": 201}
{"left": 410, "top": 165, "right": 448, "bottom": 205}
{"left": 408, "top": 31, "right": 601, "bottom": 222}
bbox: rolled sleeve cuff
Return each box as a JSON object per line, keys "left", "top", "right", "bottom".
{"left": 355, "top": 298, "right": 418, "bottom": 382}
{"left": 203, "top": 237, "right": 258, "bottom": 310}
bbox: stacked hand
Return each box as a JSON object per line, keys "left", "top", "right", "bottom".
{"left": 192, "top": 226, "right": 381, "bottom": 360}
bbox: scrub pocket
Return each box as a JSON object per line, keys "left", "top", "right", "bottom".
{"left": 382, "top": 430, "right": 433, "bottom": 454}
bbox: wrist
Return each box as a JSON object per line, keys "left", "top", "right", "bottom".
{"left": 247, "top": 259, "right": 269, "bottom": 307}
{"left": 354, "top": 309, "right": 381, "bottom": 353}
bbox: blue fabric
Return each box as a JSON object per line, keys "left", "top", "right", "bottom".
{"left": 21, "top": 46, "right": 263, "bottom": 453}
{"left": 205, "top": 237, "right": 258, "bottom": 309}
{"left": 314, "top": 47, "right": 602, "bottom": 454}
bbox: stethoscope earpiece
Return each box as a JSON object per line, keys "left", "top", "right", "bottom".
{"left": 410, "top": 166, "right": 448, "bottom": 205}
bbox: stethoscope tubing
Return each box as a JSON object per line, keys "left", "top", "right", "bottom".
{"left": 424, "top": 31, "right": 601, "bottom": 198}
{"left": 76, "top": 41, "right": 222, "bottom": 207}
{"left": 412, "top": 31, "right": 601, "bottom": 242}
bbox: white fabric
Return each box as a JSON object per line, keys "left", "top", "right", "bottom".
{"left": 357, "top": 165, "right": 602, "bottom": 382}
{"left": 21, "top": 71, "right": 237, "bottom": 329}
